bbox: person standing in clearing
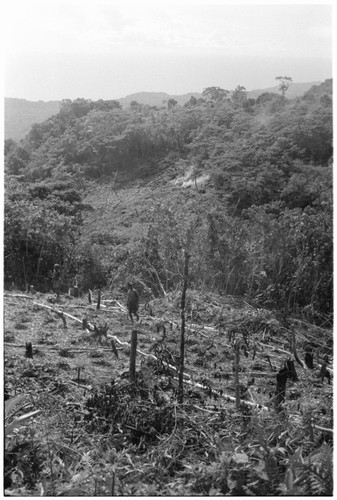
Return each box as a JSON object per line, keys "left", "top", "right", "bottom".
{"left": 52, "top": 264, "right": 61, "bottom": 299}
{"left": 127, "top": 282, "right": 139, "bottom": 323}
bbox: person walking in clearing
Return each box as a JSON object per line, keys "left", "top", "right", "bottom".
{"left": 127, "top": 282, "right": 139, "bottom": 323}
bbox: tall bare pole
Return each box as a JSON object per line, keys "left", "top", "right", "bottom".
{"left": 129, "top": 330, "right": 138, "bottom": 384}
{"left": 234, "top": 341, "right": 241, "bottom": 410}
{"left": 178, "top": 250, "right": 190, "bottom": 404}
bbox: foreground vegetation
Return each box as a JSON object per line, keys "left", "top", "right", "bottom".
{"left": 4, "top": 78, "right": 333, "bottom": 495}
{"left": 4, "top": 290, "right": 333, "bottom": 495}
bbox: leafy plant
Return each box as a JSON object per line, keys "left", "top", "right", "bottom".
{"left": 278, "top": 445, "right": 333, "bottom": 495}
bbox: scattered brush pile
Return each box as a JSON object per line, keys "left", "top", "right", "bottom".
{"left": 4, "top": 290, "right": 333, "bottom": 496}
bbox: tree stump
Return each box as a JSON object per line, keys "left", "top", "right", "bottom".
{"left": 275, "top": 365, "right": 288, "bottom": 411}
{"left": 304, "top": 348, "right": 314, "bottom": 369}
{"left": 111, "top": 339, "right": 119, "bottom": 359}
{"left": 25, "top": 342, "right": 33, "bottom": 359}
{"left": 97, "top": 289, "right": 101, "bottom": 310}
{"left": 275, "top": 359, "right": 299, "bottom": 411}
{"left": 286, "top": 359, "right": 298, "bottom": 382}
{"left": 319, "top": 356, "right": 331, "bottom": 384}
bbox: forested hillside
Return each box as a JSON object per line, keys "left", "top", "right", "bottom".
{"left": 5, "top": 79, "right": 333, "bottom": 325}
{"left": 4, "top": 82, "right": 320, "bottom": 141}
{"left": 4, "top": 79, "right": 333, "bottom": 496}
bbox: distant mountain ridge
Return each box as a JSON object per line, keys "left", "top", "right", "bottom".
{"left": 5, "top": 98, "right": 61, "bottom": 141}
{"left": 117, "top": 91, "right": 201, "bottom": 108}
{"left": 117, "top": 82, "right": 322, "bottom": 107}
{"left": 5, "top": 81, "right": 321, "bottom": 141}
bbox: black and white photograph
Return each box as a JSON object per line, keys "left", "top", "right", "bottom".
{"left": 3, "top": 0, "right": 333, "bottom": 496}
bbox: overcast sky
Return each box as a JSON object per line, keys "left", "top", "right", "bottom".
{"left": 3, "top": 0, "right": 333, "bottom": 101}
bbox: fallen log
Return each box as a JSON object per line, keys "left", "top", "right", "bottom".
{"left": 179, "top": 377, "right": 269, "bottom": 411}
{"left": 115, "top": 300, "right": 127, "bottom": 312}
{"left": 4, "top": 293, "right": 34, "bottom": 300}
{"left": 4, "top": 343, "right": 122, "bottom": 354}
{"left": 31, "top": 301, "right": 95, "bottom": 330}
{"left": 312, "top": 424, "right": 333, "bottom": 434}
{"left": 107, "top": 333, "right": 269, "bottom": 411}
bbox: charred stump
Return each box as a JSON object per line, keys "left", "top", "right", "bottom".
{"left": 25, "top": 342, "right": 33, "bottom": 359}
{"left": 319, "top": 356, "right": 331, "bottom": 385}
{"left": 97, "top": 289, "right": 101, "bottom": 310}
{"left": 286, "top": 359, "right": 298, "bottom": 382}
{"left": 275, "top": 360, "right": 298, "bottom": 411}
{"left": 111, "top": 339, "right": 119, "bottom": 359}
{"left": 275, "top": 365, "right": 288, "bottom": 411}
{"left": 304, "top": 347, "right": 314, "bottom": 369}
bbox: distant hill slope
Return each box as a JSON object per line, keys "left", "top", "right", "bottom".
{"left": 247, "top": 81, "right": 321, "bottom": 99}
{"left": 117, "top": 82, "right": 321, "bottom": 107}
{"left": 4, "top": 82, "right": 321, "bottom": 141}
{"left": 5, "top": 98, "right": 61, "bottom": 141}
{"left": 117, "top": 91, "right": 202, "bottom": 108}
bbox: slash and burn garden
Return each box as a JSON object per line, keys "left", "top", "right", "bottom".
{"left": 4, "top": 289, "right": 333, "bottom": 496}
{"left": 4, "top": 81, "right": 333, "bottom": 495}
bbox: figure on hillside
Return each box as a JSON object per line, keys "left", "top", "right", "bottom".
{"left": 127, "top": 282, "right": 139, "bottom": 323}
{"left": 52, "top": 263, "right": 61, "bottom": 299}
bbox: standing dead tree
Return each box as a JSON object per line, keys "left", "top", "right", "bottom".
{"left": 178, "top": 250, "right": 190, "bottom": 404}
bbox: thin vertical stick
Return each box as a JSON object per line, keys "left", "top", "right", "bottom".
{"left": 97, "top": 289, "right": 101, "bottom": 310}
{"left": 234, "top": 341, "right": 240, "bottom": 410}
{"left": 291, "top": 326, "right": 304, "bottom": 368}
{"left": 178, "top": 250, "right": 190, "bottom": 404}
{"left": 129, "top": 330, "right": 138, "bottom": 383}
{"left": 22, "top": 257, "right": 28, "bottom": 293}
{"left": 111, "top": 471, "right": 115, "bottom": 496}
